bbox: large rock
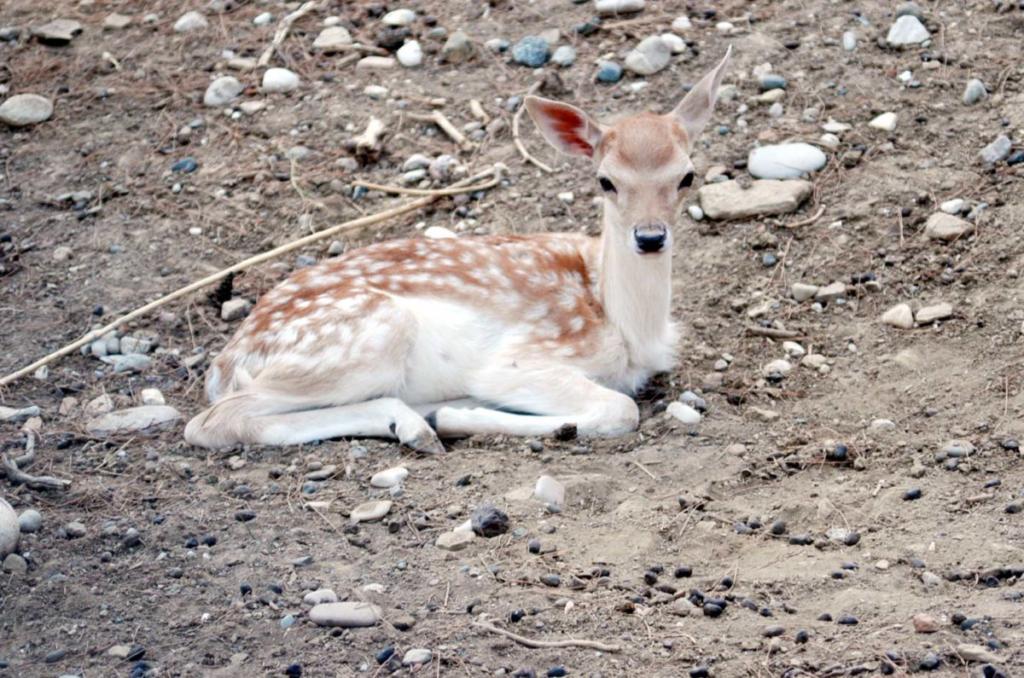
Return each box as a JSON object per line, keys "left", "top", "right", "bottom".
{"left": 309, "top": 602, "right": 382, "bottom": 627}
{"left": 624, "top": 35, "right": 671, "bottom": 76}
{"left": 0, "top": 498, "right": 18, "bottom": 557}
{"left": 0, "top": 94, "right": 54, "bottom": 127}
{"left": 748, "top": 143, "right": 827, "bottom": 180}
{"left": 924, "top": 213, "right": 973, "bottom": 241}
{"left": 86, "top": 406, "right": 182, "bottom": 437}
{"left": 698, "top": 180, "right": 812, "bottom": 220}
{"left": 32, "top": 19, "right": 83, "bottom": 44}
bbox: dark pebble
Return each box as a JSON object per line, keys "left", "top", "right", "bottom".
{"left": 734, "top": 522, "right": 753, "bottom": 535}
{"left": 44, "top": 649, "right": 67, "bottom": 663}
{"left": 817, "top": 613, "right": 833, "bottom": 621}
{"left": 795, "top": 629, "right": 809, "bottom": 644}
{"left": 167, "top": 567, "right": 183, "bottom": 579}
{"left": 202, "top": 535, "right": 217, "bottom": 546}
{"left": 268, "top": 583, "right": 284, "bottom": 594}
{"left": 375, "top": 646, "right": 395, "bottom": 664}
{"left": 528, "top": 539, "right": 541, "bottom": 554}
{"left": 171, "top": 157, "right": 198, "bottom": 173}
{"left": 719, "top": 576, "right": 733, "bottom": 589}
{"left": 1005, "top": 502, "right": 1022, "bottom": 514}
{"left": 909, "top": 558, "right": 926, "bottom": 569}
{"left": 960, "top": 618, "right": 980, "bottom": 630}
{"left": 880, "top": 660, "right": 895, "bottom": 675}
{"left": 837, "top": 614, "right": 859, "bottom": 625}
{"left": 1007, "top": 151, "right": 1024, "bottom": 166}
{"left": 984, "top": 479, "right": 1002, "bottom": 489}
{"left": 455, "top": 475, "right": 472, "bottom": 486}
{"left": 648, "top": 564, "right": 664, "bottom": 574}
{"left": 919, "top": 653, "right": 941, "bottom": 671}
{"left": 674, "top": 565, "right": 693, "bottom": 578}
{"left": 826, "top": 444, "right": 848, "bottom": 462}
{"left": 844, "top": 532, "right": 861, "bottom": 546}
{"left": 770, "top": 520, "right": 787, "bottom": 535}
{"left": 789, "top": 534, "right": 813, "bottom": 545}
{"left": 689, "top": 668, "right": 710, "bottom": 678}
{"left": 1000, "top": 438, "right": 1019, "bottom": 451}
{"left": 951, "top": 612, "right": 966, "bottom": 624}
{"left": 982, "top": 665, "right": 1008, "bottom": 678}
{"left": 903, "top": 488, "right": 923, "bottom": 501}
{"left": 546, "top": 667, "right": 567, "bottom": 677}
{"left": 513, "top": 670, "right": 536, "bottom": 678}
{"left": 831, "top": 571, "right": 845, "bottom": 579}
{"left": 759, "top": 607, "right": 773, "bottom": 617}
{"left": 540, "top": 574, "right": 561, "bottom": 587}
{"left": 127, "top": 646, "right": 146, "bottom": 661}
{"left": 702, "top": 602, "right": 724, "bottom": 617}
{"left": 185, "top": 536, "right": 199, "bottom": 548}
{"left": 740, "top": 599, "right": 758, "bottom": 611}
{"left": 510, "top": 608, "right": 526, "bottom": 623}
{"left": 285, "top": 664, "right": 302, "bottom": 677}
{"left": 235, "top": 510, "right": 256, "bottom": 522}
{"left": 763, "top": 625, "right": 784, "bottom": 637}
{"left": 471, "top": 504, "right": 509, "bottom": 538}
{"left": 644, "top": 570, "right": 658, "bottom": 585}
{"left": 841, "top": 561, "right": 858, "bottom": 570}
{"left": 240, "top": 583, "right": 252, "bottom": 596}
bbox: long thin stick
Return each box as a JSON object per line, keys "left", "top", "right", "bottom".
{"left": 513, "top": 83, "right": 554, "bottom": 173}
{"left": 0, "top": 166, "right": 503, "bottom": 387}
{"left": 473, "top": 621, "right": 621, "bottom": 652}
{"left": 351, "top": 172, "right": 502, "bottom": 197}
{"left": 407, "top": 111, "right": 473, "bottom": 152}
{"left": 257, "top": 0, "right": 320, "bottom": 67}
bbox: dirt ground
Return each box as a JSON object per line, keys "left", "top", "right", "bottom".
{"left": 2, "top": 0, "right": 1024, "bottom": 676}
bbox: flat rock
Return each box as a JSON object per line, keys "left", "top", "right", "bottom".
{"left": 33, "top": 19, "right": 83, "bottom": 44}
{"left": 748, "top": 143, "right": 827, "bottom": 180}
{"left": 104, "top": 13, "right": 132, "bottom": 30}
{"left": 309, "top": 601, "right": 381, "bottom": 627}
{"left": 303, "top": 588, "right": 338, "bottom": 605}
{"left": 0, "top": 94, "right": 54, "bottom": 127}
{"left": 221, "top": 298, "right": 252, "bottom": 321}
{"left": 881, "top": 303, "right": 914, "bottom": 329}
{"left": 915, "top": 302, "right": 953, "bottom": 324}
{"left": 815, "top": 281, "right": 846, "bottom": 302}
{"left": 624, "top": 35, "right": 671, "bottom": 75}
{"left": 887, "top": 15, "right": 930, "bottom": 46}
{"left": 382, "top": 9, "right": 416, "bottom": 26}
{"left": 0, "top": 498, "right": 18, "bottom": 557}
{"left": 698, "top": 179, "right": 812, "bottom": 220}
{"left": 955, "top": 644, "right": 1001, "bottom": 664}
{"left": 924, "top": 213, "right": 973, "bottom": 241}
{"left": 791, "top": 283, "right": 819, "bottom": 301}
{"left": 0, "top": 405, "right": 41, "bottom": 422}
{"left": 596, "top": 0, "right": 646, "bottom": 15}
{"left": 403, "top": 649, "right": 433, "bottom": 666}
{"left": 174, "top": 11, "right": 208, "bottom": 33}
{"left": 356, "top": 56, "right": 397, "bottom": 70}
{"left": 370, "top": 466, "right": 408, "bottom": 488}
{"left": 436, "top": 530, "right": 475, "bottom": 550}
{"left": 313, "top": 26, "right": 352, "bottom": 52}
{"left": 869, "top": 112, "right": 898, "bottom": 131}
{"left": 86, "top": 406, "right": 182, "bottom": 437}
{"left": 349, "top": 500, "right": 391, "bottom": 523}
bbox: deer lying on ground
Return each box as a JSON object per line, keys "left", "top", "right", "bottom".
{"left": 185, "top": 48, "right": 732, "bottom": 452}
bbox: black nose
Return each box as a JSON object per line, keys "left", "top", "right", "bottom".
{"left": 634, "top": 224, "right": 667, "bottom": 253}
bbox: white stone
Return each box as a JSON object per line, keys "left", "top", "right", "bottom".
{"left": 364, "top": 85, "right": 388, "bottom": 100}
{"left": 963, "top": 79, "right": 986, "bottom": 106}
{"left": 534, "top": 475, "right": 565, "bottom": 507}
{"left": 424, "top": 226, "right": 456, "bottom": 240}
{"left": 671, "top": 16, "right": 692, "bottom": 33}
{"left": 220, "top": 298, "right": 252, "bottom": 321}
{"left": 659, "top": 33, "right": 686, "bottom": 54}
{"left": 782, "top": 341, "right": 806, "bottom": 358}
{"left": 382, "top": 9, "right": 416, "bottom": 26}
{"left": 815, "top": 281, "right": 847, "bottom": 301}
{"left": 17, "top": 509, "right": 42, "bottom": 533}
{"left": 886, "top": 15, "right": 930, "bottom": 46}
{"left": 667, "top": 401, "right": 701, "bottom": 425}
{"left": 595, "top": 0, "right": 646, "bottom": 16}
{"left": 624, "top": 35, "right": 671, "bottom": 76}
{"left": 881, "top": 303, "right": 914, "bottom": 329}
{"left": 924, "top": 213, "right": 973, "bottom": 241}
{"left": 349, "top": 500, "right": 391, "bottom": 523}
{"left": 402, "top": 649, "right": 433, "bottom": 666}
{"left": 915, "top": 302, "right": 953, "bottom": 324}
{"left": 436, "top": 530, "right": 475, "bottom": 550}
{"left": 396, "top": 40, "right": 423, "bottom": 67}
{"left": 842, "top": 31, "right": 857, "bottom": 51}
{"left": 748, "top": 143, "right": 827, "bottom": 180}
{"left": 980, "top": 134, "right": 1012, "bottom": 164}
{"left": 174, "top": 11, "right": 208, "bottom": 32}
{"left": 869, "top": 112, "right": 898, "bottom": 131}
{"left": 819, "top": 133, "right": 840, "bottom": 150}
{"left": 0, "top": 498, "right": 18, "bottom": 557}
{"left": 203, "top": 76, "right": 243, "bottom": 107}
{"left": 403, "top": 153, "right": 432, "bottom": 171}
{"left": 370, "top": 466, "right": 408, "bottom": 488}
{"left": 303, "top": 588, "right": 338, "bottom": 605}
{"left": 0, "top": 94, "right": 54, "bottom": 127}
{"left": 822, "top": 119, "right": 851, "bottom": 133}
{"left": 687, "top": 204, "right": 704, "bottom": 221}
{"left": 140, "top": 388, "right": 165, "bottom": 405}
{"left": 253, "top": 12, "right": 273, "bottom": 26}
{"left": 762, "top": 359, "right": 793, "bottom": 378}
{"left": 698, "top": 179, "right": 812, "bottom": 220}
{"left": 262, "top": 68, "right": 300, "bottom": 93}
{"left": 313, "top": 26, "right": 352, "bottom": 52}
{"left": 870, "top": 418, "right": 897, "bottom": 431}
{"left": 309, "top": 601, "right": 381, "bottom": 627}
{"left": 357, "top": 56, "right": 397, "bottom": 70}
{"left": 557, "top": 191, "right": 575, "bottom": 204}
{"left": 86, "top": 406, "right": 182, "bottom": 437}
{"left": 716, "top": 21, "right": 734, "bottom": 33}
{"left": 940, "top": 198, "right": 964, "bottom": 214}
{"left": 802, "top": 354, "right": 827, "bottom": 369}
{"left": 791, "top": 283, "right": 819, "bottom": 302}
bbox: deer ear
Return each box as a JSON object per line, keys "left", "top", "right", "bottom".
{"left": 524, "top": 96, "right": 604, "bottom": 158}
{"left": 670, "top": 46, "right": 732, "bottom": 146}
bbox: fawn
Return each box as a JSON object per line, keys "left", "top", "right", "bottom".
{"left": 185, "top": 48, "right": 732, "bottom": 452}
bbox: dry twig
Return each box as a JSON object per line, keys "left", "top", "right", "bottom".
{"left": 257, "top": 0, "right": 321, "bottom": 67}
{"left": 513, "top": 82, "right": 554, "bottom": 173}
{"left": 407, "top": 111, "right": 473, "bottom": 152}
{"left": 473, "top": 621, "right": 621, "bottom": 652}
{"left": 2, "top": 432, "right": 71, "bottom": 490}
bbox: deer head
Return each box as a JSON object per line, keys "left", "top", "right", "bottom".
{"left": 524, "top": 46, "right": 732, "bottom": 258}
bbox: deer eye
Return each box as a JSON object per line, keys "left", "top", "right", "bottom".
{"left": 598, "top": 177, "right": 617, "bottom": 193}
{"left": 677, "top": 172, "right": 695, "bottom": 190}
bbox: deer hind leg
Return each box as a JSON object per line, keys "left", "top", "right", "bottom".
{"left": 432, "top": 364, "right": 639, "bottom": 438}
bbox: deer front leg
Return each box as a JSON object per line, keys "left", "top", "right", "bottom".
{"left": 431, "top": 365, "right": 639, "bottom": 438}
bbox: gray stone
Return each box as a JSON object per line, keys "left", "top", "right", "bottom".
{"left": 382, "top": 9, "right": 416, "bottom": 27}
{"left": 303, "top": 588, "right": 338, "bottom": 605}
{"left": 963, "top": 79, "right": 986, "bottom": 105}
{"left": 815, "top": 282, "right": 846, "bottom": 302}
{"left": 173, "top": 11, "right": 208, "bottom": 33}
{"left": 842, "top": 31, "right": 857, "bottom": 51}
{"left": 748, "top": 143, "right": 827, "bottom": 180}
{"left": 370, "top": 466, "right": 408, "bottom": 488}
{"left": 511, "top": 36, "right": 549, "bottom": 67}
{"left": 403, "top": 649, "right": 432, "bottom": 666}
{"left": 204, "top": 76, "right": 244, "bottom": 107}
{"left": 698, "top": 179, "right": 812, "bottom": 220}
{"left": 99, "top": 354, "right": 152, "bottom": 373}
{"left": 64, "top": 521, "right": 87, "bottom": 538}
{"left": 3, "top": 553, "right": 27, "bottom": 576}
{"left": 309, "top": 601, "right": 382, "bottom": 627}
{"left": 924, "top": 213, "right": 973, "bottom": 241}
{"left": 624, "top": 35, "right": 671, "bottom": 75}
{"left": 886, "top": 15, "right": 930, "bottom": 46}
{"left": 18, "top": 509, "right": 42, "bottom": 533}
{"left": 0, "top": 94, "right": 54, "bottom": 127}
{"left": 104, "top": 13, "right": 132, "bottom": 30}
{"left": 349, "top": 500, "right": 391, "bottom": 523}
{"left": 791, "top": 283, "right": 819, "bottom": 302}
{"left": 86, "top": 406, "right": 183, "bottom": 437}
{"left": 32, "top": 19, "right": 83, "bottom": 44}
{"left": 551, "top": 45, "right": 577, "bottom": 67}
{"left": 0, "top": 499, "right": 18, "bottom": 556}
{"left": 436, "top": 530, "right": 475, "bottom": 550}
{"left": 0, "top": 405, "right": 41, "bottom": 422}
{"left": 881, "top": 303, "right": 914, "bottom": 329}
{"left": 979, "top": 134, "right": 1011, "bottom": 164}
{"left": 313, "top": 26, "right": 352, "bottom": 52}
{"left": 915, "top": 302, "right": 953, "bottom": 324}
{"left": 440, "top": 30, "right": 473, "bottom": 64}
{"left": 220, "top": 298, "right": 252, "bottom": 321}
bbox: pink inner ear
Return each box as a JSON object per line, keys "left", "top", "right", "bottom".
{"left": 541, "top": 104, "right": 593, "bottom": 156}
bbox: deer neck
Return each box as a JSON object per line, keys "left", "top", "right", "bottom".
{"left": 597, "top": 213, "right": 674, "bottom": 370}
